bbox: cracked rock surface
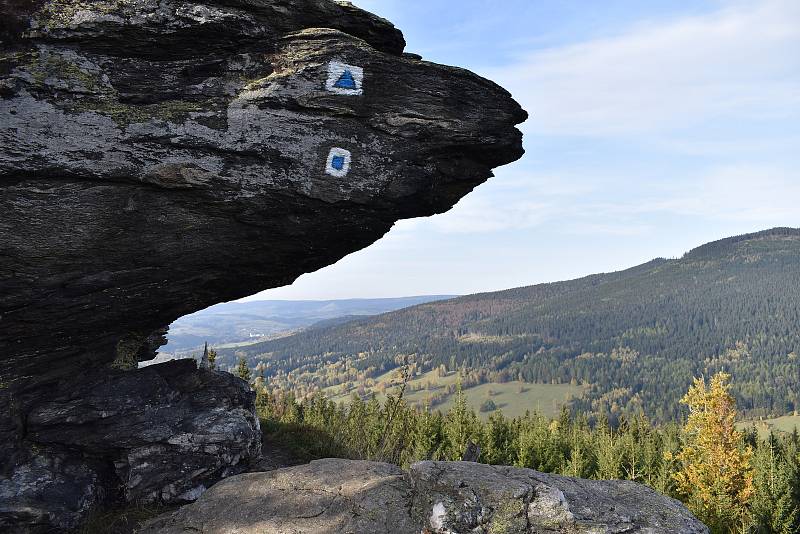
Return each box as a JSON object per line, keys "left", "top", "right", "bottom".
{"left": 0, "top": 359, "right": 261, "bottom": 532}
{"left": 141, "top": 458, "right": 708, "bottom": 533}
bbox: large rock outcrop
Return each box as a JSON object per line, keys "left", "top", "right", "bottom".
{"left": 141, "top": 458, "right": 709, "bottom": 533}
{"left": 0, "top": 1, "right": 524, "bottom": 530}
{"left": 0, "top": 0, "right": 525, "bottom": 383}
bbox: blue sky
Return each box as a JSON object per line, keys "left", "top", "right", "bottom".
{"left": 247, "top": 0, "right": 800, "bottom": 300}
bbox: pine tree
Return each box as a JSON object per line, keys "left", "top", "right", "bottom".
{"left": 345, "top": 393, "right": 369, "bottom": 457}
{"left": 200, "top": 342, "right": 209, "bottom": 369}
{"left": 207, "top": 347, "right": 217, "bottom": 370}
{"left": 253, "top": 382, "right": 800, "bottom": 525}
{"left": 481, "top": 411, "right": 513, "bottom": 466}
{"left": 410, "top": 406, "right": 444, "bottom": 463}
{"left": 515, "top": 414, "right": 563, "bottom": 472}
{"left": 673, "top": 372, "right": 754, "bottom": 533}
{"left": 595, "top": 425, "right": 622, "bottom": 480}
{"left": 236, "top": 356, "right": 252, "bottom": 382}
{"left": 654, "top": 424, "right": 682, "bottom": 497}
{"left": 749, "top": 435, "right": 799, "bottom": 533}
{"left": 444, "top": 382, "right": 476, "bottom": 460}
{"left": 563, "top": 422, "right": 592, "bottom": 479}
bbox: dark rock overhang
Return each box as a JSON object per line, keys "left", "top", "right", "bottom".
{"left": 0, "top": 0, "right": 526, "bottom": 386}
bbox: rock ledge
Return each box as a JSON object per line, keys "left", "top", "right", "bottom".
{"left": 141, "top": 458, "right": 708, "bottom": 533}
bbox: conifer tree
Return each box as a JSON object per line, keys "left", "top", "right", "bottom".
{"left": 346, "top": 393, "right": 369, "bottom": 456}
{"left": 410, "top": 406, "right": 444, "bottom": 462}
{"left": 749, "top": 435, "right": 799, "bottom": 533}
{"left": 444, "top": 382, "right": 476, "bottom": 460}
{"left": 254, "top": 385, "right": 271, "bottom": 419}
{"left": 516, "top": 414, "right": 563, "bottom": 472}
{"left": 654, "top": 425, "right": 681, "bottom": 497}
{"left": 595, "top": 426, "right": 622, "bottom": 480}
{"left": 253, "top": 380, "right": 800, "bottom": 524}
{"left": 236, "top": 356, "right": 252, "bottom": 382}
{"left": 673, "top": 372, "right": 754, "bottom": 533}
{"left": 563, "top": 424, "right": 591, "bottom": 478}
{"left": 200, "top": 342, "right": 209, "bottom": 369}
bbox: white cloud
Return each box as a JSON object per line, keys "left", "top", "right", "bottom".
{"left": 643, "top": 164, "right": 800, "bottom": 223}
{"left": 410, "top": 162, "right": 800, "bottom": 237}
{"left": 561, "top": 222, "right": 654, "bottom": 237}
{"left": 390, "top": 168, "right": 599, "bottom": 235}
{"left": 490, "top": 0, "right": 800, "bottom": 137}
{"left": 428, "top": 197, "right": 554, "bottom": 234}
{"left": 391, "top": 194, "right": 553, "bottom": 235}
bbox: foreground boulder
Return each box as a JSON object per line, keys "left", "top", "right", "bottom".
{"left": 0, "top": 360, "right": 260, "bottom": 532}
{"left": 141, "top": 458, "right": 708, "bottom": 533}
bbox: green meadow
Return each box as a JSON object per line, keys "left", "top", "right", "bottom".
{"left": 323, "top": 368, "right": 583, "bottom": 419}
{"left": 737, "top": 413, "right": 800, "bottom": 439}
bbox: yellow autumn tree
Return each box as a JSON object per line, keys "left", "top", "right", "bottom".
{"left": 672, "top": 371, "right": 754, "bottom": 533}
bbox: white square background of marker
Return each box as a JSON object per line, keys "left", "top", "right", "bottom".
{"left": 326, "top": 61, "right": 364, "bottom": 95}
{"left": 325, "top": 147, "right": 352, "bottom": 177}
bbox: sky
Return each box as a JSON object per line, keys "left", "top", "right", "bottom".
{"left": 245, "top": 0, "right": 800, "bottom": 301}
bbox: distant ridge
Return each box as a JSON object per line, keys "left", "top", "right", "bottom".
{"left": 684, "top": 227, "right": 800, "bottom": 260}
{"left": 222, "top": 228, "right": 800, "bottom": 423}
{"left": 163, "top": 295, "right": 456, "bottom": 353}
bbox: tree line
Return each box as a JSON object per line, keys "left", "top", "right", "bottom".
{"left": 249, "top": 368, "right": 799, "bottom": 534}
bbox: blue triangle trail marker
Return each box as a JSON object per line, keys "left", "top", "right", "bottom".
{"left": 326, "top": 61, "right": 363, "bottom": 95}
{"left": 334, "top": 69, "right": 357, "bottom": 90}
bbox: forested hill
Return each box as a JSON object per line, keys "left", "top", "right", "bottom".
{"left": 222, "top": 228, "right": 800, "bottom": 423}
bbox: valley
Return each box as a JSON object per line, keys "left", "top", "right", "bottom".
{"left": 217, "top": 228, "right": 800, "bottom": 425}
{"left": 162, "top": 295, "right": 455, "bottom": 354}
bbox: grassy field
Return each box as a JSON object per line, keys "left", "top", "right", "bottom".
{"left": 322, "top": 368, "right": 583, "bottom": 420}
{"left": 737, "top": 414, "right": 800, "bottom": 439}
{"left": 322, "top": 368, "right": 458, "bottom": 404}
{"left": 434, "top": 381, "right": 582, "bottom": 419}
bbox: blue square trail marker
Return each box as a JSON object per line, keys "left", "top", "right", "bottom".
{"left": 325, "top": 147, "right": 352, "bottom": 177}
{"left": 326, "top": 61, "right": 363, "bottom": 95}
{"left": 331, "top": 155, "right": 346, "bottom": 171}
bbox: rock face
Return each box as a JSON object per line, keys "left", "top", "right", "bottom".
{"left": 141, "top": 458, "right": 709, "bottom": 533}
{"left": 0, "top": 359, "right": 261, "bottom": 532}
{"left": 0, "top": 0, "right": 525, "bottom": 383}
